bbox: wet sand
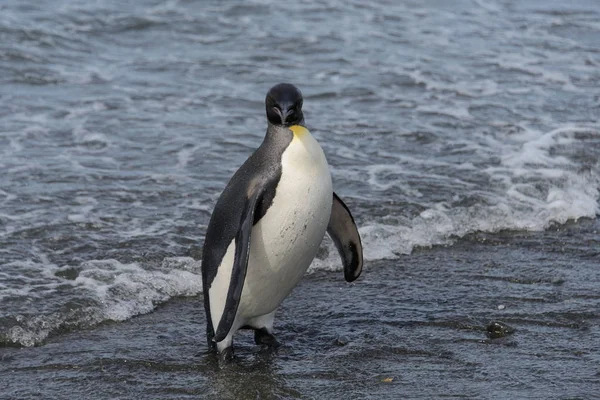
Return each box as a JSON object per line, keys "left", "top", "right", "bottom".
{"left": 2, "top": 219, "right": 599, "bottom": 400}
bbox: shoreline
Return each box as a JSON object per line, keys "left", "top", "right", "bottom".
{"left": 2, "top": 218, "right": 599, "bottom": 399}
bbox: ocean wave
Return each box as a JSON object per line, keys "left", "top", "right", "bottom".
{"left": 317, "top": 124, "right": 600, "bottom": 266}
{"left": 0, "top": 257, "right": 201, "bottom": 347}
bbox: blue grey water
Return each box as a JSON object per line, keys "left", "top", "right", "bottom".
{"left": 1, "top": 0, "right": 599, "bottom": 398}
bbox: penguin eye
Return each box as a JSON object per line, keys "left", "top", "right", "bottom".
{"left": 287, "top": 102, "right": 301, "bottom": 113}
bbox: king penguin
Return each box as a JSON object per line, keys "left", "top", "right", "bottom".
{"left": 201, "top": 83, "right": 363, "bottom": 361}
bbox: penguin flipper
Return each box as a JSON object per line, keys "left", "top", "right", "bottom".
{"left": 214, "top": 185, "right": 262, "bottom": 342}
{"left": 327, "top": 192, "right": 364, "bottom": 282}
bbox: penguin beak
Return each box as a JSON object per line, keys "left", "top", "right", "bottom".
{"left": 282, "top": 110, "right": 292, "bottom": 125}
{"left": 275, "top": 108, "right": 290, "bottom": 125}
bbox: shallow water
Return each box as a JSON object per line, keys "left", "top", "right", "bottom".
{"left": 1, "top": 0, "right": 599, "bottom": 397}
{"left": 2, "top": 220, "right": 599, "bottom": 399}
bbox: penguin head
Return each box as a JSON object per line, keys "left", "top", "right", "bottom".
{"left": 265, "top": 83, "right": 304, "bottom": 127}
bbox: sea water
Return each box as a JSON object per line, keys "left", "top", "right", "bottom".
{"left": 0, "top": 0, "right": 598, "bottom": 350}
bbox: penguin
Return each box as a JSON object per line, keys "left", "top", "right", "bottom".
{"left": 201, "top": 83, "right": 363, "bottom": 361}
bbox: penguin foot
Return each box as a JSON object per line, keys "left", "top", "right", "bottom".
{"left": 254, "top": 328, "right": 280, "bottom": 348}
{"left": 217, "top": 346, "right": 235, "bottom": 368}
{"left": 206, "top": 341, "right": 217, "bottom": 354}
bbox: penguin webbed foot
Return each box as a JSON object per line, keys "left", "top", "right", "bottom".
{"left": 254, "top": 328, "right": 280, "bottom": 348}
{"left": 217, "top": 346, "right": 235, "bottom": 368}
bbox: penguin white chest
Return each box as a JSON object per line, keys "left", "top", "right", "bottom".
{"left": 240, "top": 127, "right": 333, "bottom": 316}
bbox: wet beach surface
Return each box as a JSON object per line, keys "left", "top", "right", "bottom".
{"left": 3, "top": 218, "right": 599, "bottom": 399}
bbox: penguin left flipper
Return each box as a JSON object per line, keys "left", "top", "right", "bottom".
{"left": 213, "top": 186, "right": 262, "bottom": 342}
{"left": 327, "top": 192, "right": 364, "bottom": 282}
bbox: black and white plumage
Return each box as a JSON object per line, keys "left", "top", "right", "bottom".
{"left": 201, "top": 83, "right": 363, "bottom": 360}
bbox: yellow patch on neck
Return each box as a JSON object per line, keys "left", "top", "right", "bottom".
{"left": 289, "top": 125, "right": 309, "bottom": 137}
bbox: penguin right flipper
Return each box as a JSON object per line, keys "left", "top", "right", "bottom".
{"left": 213, "top": 184, "right": 262, "bottom": 342}
{"left": 327, "top": 192, "right": 364, "bottom": 282}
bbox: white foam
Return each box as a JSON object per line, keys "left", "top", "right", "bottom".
{"left": 311, "top": 124, "right": 600, "bottom": 268}
{"left": 407, "top": 70, "right": 499, "bottom": 97}
{"left": 494, "top": 54, "right": 583, "bottom": 92}
{"left": 0, "top": 257, "right": 202, "bottom": 347}
{"left": 80, "top": 259, "right": 201, "bottom": 322}
{"left": 176, "top": 145, "right": 198, "bottom": 170}
{"left": 417, "top": 104, "right": 472, "bottom": 120}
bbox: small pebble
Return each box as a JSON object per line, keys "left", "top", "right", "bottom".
{"left": 551, "top": 276, "right": 565, "bottom": 285}
{"left": 486, "top": 321, "right": 515, "bottom": 339}
{"left": 335, "top": 335, "right": 350, "bottom": 346}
